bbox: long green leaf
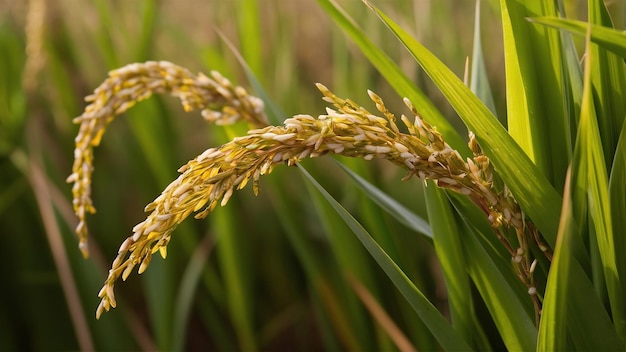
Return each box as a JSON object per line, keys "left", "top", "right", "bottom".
{"left": 336, "top": 161, "right": 432, "bottom": 238}
{"left": 213, "top": 203, "right": 257, "bottom": 352}
{"left": 235, "top": 0, "right": 263, "bottom": 82}
{"left": 316, "top": 0, "right": 469, "bottom": 154}
{"left": 529, "top": 17, "right": 626, "bottom": 58}
{"left": 588, "top": 0, "right": 626, "bottom": 170}
{"left": 449, "top": 195, "right": 537, "bottom": 350}
{"left": 610, "top": 119, "right": 626, "bottom": 308}
{"left": 304, "top": 164, "right": 390, "bottom": 351}
{"left": 460, "top": 227, "right": 536, "bottom": 351}
{"left": 573, "top": 27, "right": 625, "bottom": 336}
{"left": 469, "top": 0, "right": 496, "bottom": 115}
{"left": 500, "top": 0, "right": 570, "bottom": 191}
{"left": 232, "top": 45, "right": 374, "bottom": 350}
{"left": 134, "top": 0, "right": 158, "bottom": 61}
{"left": 425, "top": 186, "right": 490, "bottom": 350}
{"left": 365, "top": 2, "right": 562, "bottom": 247}
{"left": 298, "top": 165, "right": 473, "bottom": 351}
{"left": 172, "top": 233, "right": 213, "bottom": 352}
{"left": 538, "top": 169, "right": 624, "bottom": 351}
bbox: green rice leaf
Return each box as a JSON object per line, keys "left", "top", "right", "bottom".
{"left": 450, "top": 198, "right": 536, "bottom": 351}
{"left": 230, "top": 44, "right": 374, "bottom": 349}
{"left": 462, "top": 235, "right": 536, "bottom": 351}
{"left": 316, "top": 0, "right": 469, "bottom": 154}
{"left": 134, "top": 0, "right": 158, "bottom": 61}
{"left": 213, "top": 205, "right": 257, "bottom": 352}
{"left": 304, "top": 163, "right": 393, "bottom": 350}
{"left": 529, "top": 17, "right": 626, "bottom": 58}
{"left": 218, "top": 30, "right": 285, "bottom": 125}
{"left": 364, "top": 1, "right": 562, "bottom": 246}
{"left": 469, "top": 0, "right": 496, "bottom": 116}
{"left": 298, "top": 165, "right": 473, "bottom": 351}
{"left": 572, "top": 29, "right": 626, "bottom": 337}
{"left": 335, "top": 161, "right": 432, "bottom": 238}
{"left": 588, "top": 0, "right": 626, "bottom": 171}
{"left": 172, "top": 234, "right": 213, "bottom": 352}
{"left": 610, "top": 119, "right": 626, "bottom": 306}
{"left": 236, "top": 51, "right": 380, "bottom": 348}
{"left": 499, "top": 0, "right": 570, "bottom": 191}
{"left": 235, "top": 0, "right": 263, "bottom": 82}
{"left": 538, "top": 169, "right": 624, "bottom": 351}
{"left": 425, "top": 186, "right": 490, "bottom": 350}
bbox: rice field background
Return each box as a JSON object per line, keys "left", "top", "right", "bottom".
{"left": 1, "top": 0, "right": 624, "bottom": 350}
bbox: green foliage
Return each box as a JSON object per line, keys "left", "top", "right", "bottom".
{"left": 3, "top": 0, "right": 625, "bottom": 350}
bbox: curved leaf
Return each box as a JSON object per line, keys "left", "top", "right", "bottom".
{"left": 315, "top": 0, "right": 469, "bottom": 154}
{"left": 336, "top": 161, "right": 432, "bottom": 238}
{"left": 364, "top": 1, "right": 562, "bottom": 247}
{"left": 530, "top": 17, "right": 626, "bottom": 58}
{"left": 425, "top": 186, "right": 490, "bottom": 350}
{"left": 538, "top": 169, "right": 624, "bottom": 351}
{"left": 500, "top": 0, "right": 570, "bottom": 190}
{"left": 450, "top": 195, "right": 537, "bottom": 351}
{"left": 298, "top": 165, "right": 473, "bottom": 351}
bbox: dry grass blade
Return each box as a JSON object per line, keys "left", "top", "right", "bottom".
{"left": 346, "top": 273, "right": 417, "bottom": 352}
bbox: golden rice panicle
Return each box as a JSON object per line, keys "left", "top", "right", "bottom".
{"left": 67, "top": 61, "right": 267, "bottom": 257}
{"left": 94, "top": 82, "right": 534, "bottom": 318}
{"left": 94, "top": 86, "right": 431, "bottom": 317}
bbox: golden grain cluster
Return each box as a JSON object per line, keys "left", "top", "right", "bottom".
{"left": 67, "top": 62, "right": 540, "bottom": 318}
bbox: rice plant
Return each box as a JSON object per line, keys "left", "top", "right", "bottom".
{"left": 4, "top": 0, "right": 626, "bottom": 350}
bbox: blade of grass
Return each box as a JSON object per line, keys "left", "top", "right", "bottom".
{"left": 573, "top": 26, "right": 625, "bottom": 337}
{"left": 588, "top": 0, "right": 626, "bottom": 170}
{"left": 500, "top": 0, "right": 570, "bottom": 190}
{"left": 232, "top": 47, "right": 371, "bottom": 349}
{"left": 466, "top": 242, "right": 534, "bottom": 349}
{"left": 142, "top": 254, "right": 174, "bottom": 348}
{"left": 298, "top": 164, "right": 473, "bottom": 351}
{"left": 470, "top": 0, "right": 496, "bottom": 115}
{"left": 538, "top": 168, "right": 624, "bottom": 351}
{"left": 93, "top": 0, "right": 120, "bottom": 68}
{"left": 304, "top": 165, "right": 382, "bottom": 351}
{"left": 335, "top": 161, "right": 432, "bottom": 238}
{"left": 216, "top": 29, "right": 284, "bottom": 126}
{"left": 529, "top": 17, "right": 626, "bottom": 58}
{"left": 213, "top": 202, "right": 257, "bottom": 352}
{"left": 235, "top": 0, "right": 263, "bottom": 82}
{"left": 171, "top": 232, "right": 215, "bottom": 352}
{"left": 134, "top": 0, "right": 158, "bottom": 61}
{"left": 425, "top": 186, "right": 490, "bottom": 351}
{"left": 609, "top": 119, "right": 626, "bottom": 308}
{"left": 268, "top": 172, "right": 362, "bottom": 351}
{"left": 124, "top": 99, "right": 182, "bottom": 350}
{"left": 364, "top": 1, "right": 562, "bottom": 246}
{"left": 333, "top": 158, "right": 439, "bottom": 350}
{"left": 230, "top": 42, "right": 376, "bottom": 350}
{"left": 316, "top": 0, "right": 470, "bottom": 154}
{"left": 448, "top": 194, "right": 537, "bottom": 347}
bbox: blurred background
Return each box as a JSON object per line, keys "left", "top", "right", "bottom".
{"left": 0, "top": 0, "right": 617, "bottom": 350}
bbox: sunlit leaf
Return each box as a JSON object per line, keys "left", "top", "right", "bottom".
{"left": 571, "top": 26, "right": 626, "bottom": 337}
{"left": 538, "top": 169, "right": 624, "bottom": 351}
{"left": 530, "top": 17, "right": 626, "bottom": 58}
{"left": 364, "top": 1, "right": 563, "bottom": 246}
